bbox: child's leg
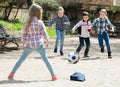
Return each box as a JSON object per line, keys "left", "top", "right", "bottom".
{"left": 60, "top": 30, "right": 65, "bottom": 55}
{"left": 84, "top": 37, "right": 90, "bottom": 57}
{"left": 8, "top": 47, "right": 33, "bottom": 78}
{"left": 76, "top": 37, "right": 84, "bottom": 53}
{"left": 37, "top": 45, "right": 55, "bottom": 76}
{"left": 103, "top": 33, "right": 111, "bottom": 52}
{"left": 103, "top": 33, "right": 112, "bottom": 58}
{"left": 98, "top": 34, "right": 105, "bottom": 53}
{"left": 98, "top": 34, "right": 104, "bottom": 48}
{"left": 54, "top": 30, "right": 60, "bottom": 52}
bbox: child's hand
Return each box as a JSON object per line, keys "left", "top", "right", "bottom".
{"left": 21, "top": 46, "right": 25, "bottom": 50}
{"left": 111, "top": 27, "right": 114, "bottom": 32}
{"left": 22, "top": 42, "right": 25, "bottom": 50}
{"left": 91, "top": 30, "right": 95, "bottom": 34}
{"left": 87, "top": 29, "right": 92, "bottom": 32}
{"left": 72, "top": 30, "right": 75, "bottom": 34}
{"left": 45, "top": 41, "right": 49, "bottom": 48}
{"left": 64, "top": 22, "right": 68, "bottom": 25}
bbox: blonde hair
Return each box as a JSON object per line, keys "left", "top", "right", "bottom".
{"left": 58, "top": 7, "right": 64, "bottom": 12}
{"left": 25, "top": 4, "right": 43, "bottom": 33}
{"left": 99, "top": 9, "right": 107, "bottom": 15}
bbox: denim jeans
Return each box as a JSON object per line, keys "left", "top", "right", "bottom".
{"left": 55, "top": 29, "right": 65, "bottom": 51}
{"left": 10, "top": 45, "right": 55, "bottom": 76}
{"left": 98, "top": 32, "right": 111, "bottom": 52}
{"left": 76, "top": 37, "right": 90, "bottom": 56}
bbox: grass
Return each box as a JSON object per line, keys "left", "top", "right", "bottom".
{"left": 0, "top": 19, "right": 23, "bottom": 31}
{"left": 46, "top": 27, "right": 56, "bottom": 37}
{"left": 0, "top": 19, "right": 56, "bottom": 37}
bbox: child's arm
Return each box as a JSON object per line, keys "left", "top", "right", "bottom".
{"left": 106, "top": 17, "right": 114, "bottom": 32}
{"left": 64, "top": 15, "right": 70, "bottom": 25}
{"left": 88, "top": 18, "right": 98, "bottom": 30}
{"left": 48, "top": 16, "right": 57, "bottom": 27}
{"left": 21, "top": 23, "right": 27, "bottom": 49}
{"left": 40, "top": 21, "right": 49, "bottom": 48}
{"left": 72, "top": 21, "right": 82, "bottom": 33}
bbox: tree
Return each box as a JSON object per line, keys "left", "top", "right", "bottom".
{"left": 0, "top": 0, "right": 34, "bottom": 20}
{"left": 26, "top": 0, "right": 34, "bottom": 8}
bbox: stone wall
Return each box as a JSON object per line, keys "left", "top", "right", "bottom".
{"left": 0, "top": 8, "right": 28, "bottom": 20}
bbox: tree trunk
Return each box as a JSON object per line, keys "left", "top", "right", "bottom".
{"left": 3, "top": 5, "right": 13, "bottom": 20}
{"left": 26, "top": 0, "right": 34, "bottom": 8}
{"left": 14, "top": 8, "right": 19, "bottom": 19}
{"left": 7, "top": 6, "right": 13, "bottom": 19}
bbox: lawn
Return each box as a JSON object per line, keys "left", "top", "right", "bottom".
{"left": 0, "top": 19, "right": 56, "bottom": 37}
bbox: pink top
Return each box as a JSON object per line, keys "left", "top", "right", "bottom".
{"left": 22, "top": 17, "right": 49, "bottom": 48}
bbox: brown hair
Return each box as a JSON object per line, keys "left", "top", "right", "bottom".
{"left": 25, "top": 4, "right": 43, "bottom": 34}
{"left": 82, "top": 11, "right": 89, "bottom": 16}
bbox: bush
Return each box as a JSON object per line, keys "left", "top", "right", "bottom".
{"left": 36, "top": 0, "right": 60, "bottom": 10}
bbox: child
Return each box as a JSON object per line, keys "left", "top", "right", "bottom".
{"left": 72, "top": 11, "right": 92, "bottom": 57}
{"left": 8, "top": 4, "right": 57, "bottom": 81}
{"left": 48, "top": 7, "right": 70, "bottom": 56}
{"left": 91, "top": 9, "right": 114, "bottom": 58}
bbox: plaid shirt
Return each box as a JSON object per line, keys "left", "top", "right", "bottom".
{"left": 93, "top": 17, "right": 113, "bottom": 34}
{"left": 48, "top": 15, "right": 70, "bottom": 31}
{"left": 22, "top": 17, "right": 49, "bottom": 48}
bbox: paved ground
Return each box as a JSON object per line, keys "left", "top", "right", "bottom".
{"left": 0, "top": 36, "right": 120, "bottom": 87}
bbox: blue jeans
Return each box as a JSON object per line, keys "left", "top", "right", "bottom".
{"left": 55, "top": 29, "right": 65, "bottom": 51}
{"left": 98, "top": 32, "right": 111, "bottom": 52}
{"left": 76, "top": 37, "right": 90, "bottom": 56}
{"left": 10, "top": 45, "right": 55, "bottom": 76}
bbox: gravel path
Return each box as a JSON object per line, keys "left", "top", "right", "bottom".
{"left": 0, "top": 37, "right": 120, "bottom": 87}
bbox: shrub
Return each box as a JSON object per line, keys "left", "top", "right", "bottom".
{"left": 36, "top": 0, "right": 60, "bottom": 10}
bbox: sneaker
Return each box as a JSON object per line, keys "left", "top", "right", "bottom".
{"left": 101, "top": 46, "right": 104, "bottom": 53}
{"left": 54, "top": 48, "right": 57, "bottom": 53}
{"left": 8, "top": 73, "right": 14, "bottom": 79}
{"left": 60, "top": 51, "right": 64, "bottom": 56}
{"left": 84, "top": 55, "right": 90, "bottom": 58}
{"left": 108, "top": 52, "right": 112, "bottom": 59}
{"left": 52, "top": 75, "right": 57, "bottom": 81}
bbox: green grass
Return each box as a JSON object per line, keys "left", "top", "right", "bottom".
{"left": 0, "top": 19, "right": 23, "bottom": 31}
{"left": 0, "top": 19, "right": 56, "bottom": 37}
{"left": 46, "top": 27, "right": 56, "bottom": 36}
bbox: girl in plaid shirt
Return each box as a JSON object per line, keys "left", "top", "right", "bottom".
{"left": 92, "top": 9, "right": 114, "bottom": 58}
{"left": 8, "top": 4, "right": 57, "bottom": 81}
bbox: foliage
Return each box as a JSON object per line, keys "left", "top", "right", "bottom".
{"left": 60, "top": 2, "right": 83, "bottom": 9}
{"left": 35, "top": 0, "right": 60, "bottom": 10}
{"left": 108, "top": 6, "right": 120, "bottom": 13}
{"left": 0, "top": 0, "right": 26, "bottom": 5}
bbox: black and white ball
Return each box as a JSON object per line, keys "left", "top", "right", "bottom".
{"left": 67, "top": 51, "right": 80, "bottom": 64}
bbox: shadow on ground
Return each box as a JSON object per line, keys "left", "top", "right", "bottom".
{"left": 0, "top": 79, "right": 51, "bottom": 84}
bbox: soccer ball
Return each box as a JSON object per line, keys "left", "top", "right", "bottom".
{"left": 67, "top": 51, "right": 80, "bottom": 64}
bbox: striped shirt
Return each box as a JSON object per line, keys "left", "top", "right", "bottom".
{"left": 22, "top": 17, "right": 49, "bottom": 48}
{"left": 93, "top": 17, "right": 113, "bottom": 34}
{"left": 72, "top": 20, "right": 92, "bottom": 38}
{"left": 48, "top": 15, "right": 70, "bottom": 31}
